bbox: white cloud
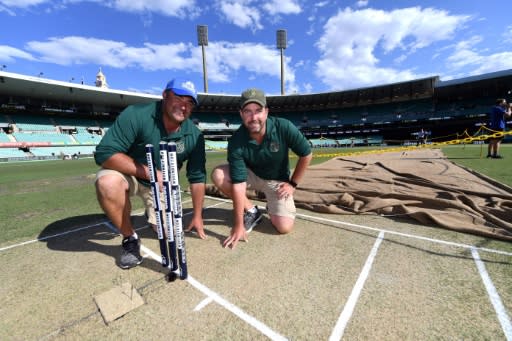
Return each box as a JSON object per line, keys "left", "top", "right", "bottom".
{"left": 445, "top": 35, "right": 512, "bottom": 75}
{"left": 0, "top": 0, "right": 199, "bottom": 17}
{"left": 355, "top": 0, "right": 368, "bottom": 8}
{"left": 0, "top": 45, "right": 36, "bottom": 62}
{"left": 216, "top": 0, "right": 300, "bottom": 31}
{"left": 0, "top": 0, "right": 48, "bottom": 14}
{"left": 470, "top": 52, "right": 512, "bottom": 74}
{"left": 103, "top": 0, "right": 198, "bottom": 17}
{"left": 21, "top": 36, "right": 297, "bottom": 90}
{"left": 0, "top": 0, "right": 48, "bottom": 7}
{"left": 262, "top": 0, "right": 301, "bottom": 15}
{"left": 217, "top": 0, "right": 263, "bottom": 31}
{"left": 315, "top": 7, "right": 470, "bottom": 90}
{"left": 205, "top": 41, "right": 296, "bottom": 88}
{"left": 503, "top": 25, "right": 512, "bottom": 44}
{"left": 25, "top": 36, "right": 200, "bottom": 72}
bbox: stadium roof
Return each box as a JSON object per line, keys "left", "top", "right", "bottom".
{"left": 0, "top": 71, "right": 160, "bottom": 113}
{"left": 1, "top": 70, "right": 441, "bottom": 115}
{"left": 3, "top": 69, "right": 512, "bottom": 115}
{"left": 436, "top": 69, "right": 512, "bottom": 87}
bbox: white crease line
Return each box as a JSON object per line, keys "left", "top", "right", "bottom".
{"left": 205, "top": 195, "right": 512, "bottom": 257}
{"left": 140, "top": 245, "right": 288, "bottom": 341}
{"left": 295, "top": 213, "right": 512, "bottom": 257}
{"left": 329, "top": 231, "right": 384, "bottom": 341}
{"left": 471, "top": 248, "right": 512, "bottom": 341}
{"left": 0, "top": 222, "right": 105, "bottom": 252}
{"left": 0, "top": 198, "right": 200, "bottom": 253}
{"left": 194, "top": 297, "right": 214, "bottom": 311}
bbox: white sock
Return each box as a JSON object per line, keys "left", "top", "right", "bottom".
{"left": 132, "top": 232, "right": 139, "bottom": 239}
{"left": 248, "top": 206, "right": 258, "bottom": 214}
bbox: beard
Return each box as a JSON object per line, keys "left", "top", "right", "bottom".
{"left": 247, "top": 120, "right": 264, "bottom": 133}
{"left": 166, "top": 107, "right": 189, "bottom": 123}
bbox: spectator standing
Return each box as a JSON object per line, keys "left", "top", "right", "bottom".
{"left": 417, "top": 128, "right": 427, "bottom": 146}
{"left": 487, "top": 98, "right": 511, "bottom": 159}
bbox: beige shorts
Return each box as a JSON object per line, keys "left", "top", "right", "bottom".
{"left": 95, "top": 168, "right": 162, "bottom": 226}
{"left": 245, "top": 168, "right": 296, "bottom": 219}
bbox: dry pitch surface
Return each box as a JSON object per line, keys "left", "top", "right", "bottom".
{"left": 1, "top": 192, "right": 511, "bottom": 341}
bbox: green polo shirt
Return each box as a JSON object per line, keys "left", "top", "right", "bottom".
{"left": 228, "top": 116, "right": 311, "bottom": 184}
{"left": 95, "top": 101, "right": 206, "bottom": 186}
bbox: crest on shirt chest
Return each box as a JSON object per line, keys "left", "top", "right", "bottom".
{"left": 176, "top": 140, "right": 185, "bottom": 154}
{"left": 269, "top": 141, "right": 280, "bottom": 152}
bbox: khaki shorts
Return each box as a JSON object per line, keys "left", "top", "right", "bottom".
{"left": 245, "top": 168, "right": 296, "bottom": 219}
{"left": 95, "top": 168, "right": 162, "bottom": 226}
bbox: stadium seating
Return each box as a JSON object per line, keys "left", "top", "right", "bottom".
{"left": 30, "top": 145, "right": 96, "bottom": 157}
{"left": 12, "top": 132, "right": 74, "bottom": 144}
{"left": 205, "top": 140, "right": 228, "bottom": 150}
{"left": 0, "top": 114, "right": 104, "bottom": 160}
{"left": 0, "top": 148, "right": 28, "bottom": 158}
{"left": 0, "top": 132, "right": 11, "bottom": 143}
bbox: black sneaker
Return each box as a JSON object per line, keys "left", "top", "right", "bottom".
{"left": 492, "top": 155, "right": 504, "bottom": 159}
{"left": 119, "top": 235, "right": 143, "bottom": 269}
{"left": 243, "top": 206, "right": 263, "bottom": 233}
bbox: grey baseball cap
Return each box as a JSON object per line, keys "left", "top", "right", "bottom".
{"left": 240, "top": 88, "right": 266, "bottom": 109}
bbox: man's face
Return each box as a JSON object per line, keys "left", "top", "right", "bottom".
{"left": 240, "top": 102, "right": 268, "bottom": 134}
{"left": 162, "top": 90, "right": 195, "bottom": 123}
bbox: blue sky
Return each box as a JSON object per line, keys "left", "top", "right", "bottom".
{"left": 1, "top": 0, "right": 512, "bottom": 97}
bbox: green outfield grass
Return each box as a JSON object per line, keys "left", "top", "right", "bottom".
{"left": 0, "top": 144, "right": 510, "bottom": 245}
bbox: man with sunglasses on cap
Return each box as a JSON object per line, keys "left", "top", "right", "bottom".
{"left": 211, "top": 88, "right": 312, "bottom": 249}
{"left": 94, "top": 78, "right": 206, "bottom": 269}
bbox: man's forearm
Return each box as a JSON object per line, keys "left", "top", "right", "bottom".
{"left": 290, "top": 153, "right": 312, "bottom": 185}
{"left": 189, "top": 182, "right": 205, "bottom": 217}
{"left": 232, "top": 182, "right": 247, "bottom": 228}
{"left": 102, "top": 153, "right": 149, "bottom": 180}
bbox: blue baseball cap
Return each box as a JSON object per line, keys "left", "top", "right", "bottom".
{"left": 165, "top": 78, "right": 199, "bottom": 106}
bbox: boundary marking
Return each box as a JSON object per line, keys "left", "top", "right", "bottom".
{"left": 140, "top": 244, "right": 287, "bottom": 341}
{"left": 117, "top": 200, "right": 288, "bottom": 341}
{"left": 194, "top": 297, "right": 214, "bottom": 311}
{"left": 472, "top": 248, "right": 512, "bottom": 341}
{"left": 206, "top": 195, "right": 512, "bottom": 256}
{"left": 329, "top": 231, "right": 384, "bottom": 341}
{"left": 2, "top": 195, "right": 511, "bottom": 340}
{"left": 295, "top": 212, "right": 512, "bottom": 257}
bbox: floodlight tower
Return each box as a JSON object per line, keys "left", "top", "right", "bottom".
{"left": 276, "top": 29, "right": 287, "bottom": 95}
{"left": 197, "top": 25, "right": 209, "bottom": 93}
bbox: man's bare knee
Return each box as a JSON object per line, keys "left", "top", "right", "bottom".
{"left": 96, "top": 175, "right": 128, "bottom": 200}
{"left": 211, "top": 165, "right": 230, "bottom": 187}
{"left": 271, "top": 216, "right": 295, "bottom": 234}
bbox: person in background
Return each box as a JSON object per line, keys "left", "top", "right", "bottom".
{"left": 417, "top": 128, "right": 427, "bottom": 146}
{"left": 94, "top": 78, "right": 207, "bottom": 269}
{"left": 487, "top": 98, "right": 511, "bottom": 159}
{"left": 211, "top": 88, "right": 312, "bottom": 249}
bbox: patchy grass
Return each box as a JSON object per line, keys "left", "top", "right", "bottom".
{"left": 0, "top": 144, "right": 510, "bottom": 244}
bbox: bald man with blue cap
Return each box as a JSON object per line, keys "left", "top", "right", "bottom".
{"left": 95, "top": 77, "right": 207, "bottom": 269}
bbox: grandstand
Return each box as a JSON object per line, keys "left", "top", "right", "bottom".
{"left": 1, "top": 69, "right": 511, "bottom": 161}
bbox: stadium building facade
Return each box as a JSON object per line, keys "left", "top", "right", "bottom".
{"left": 0, "top": 69, "right": 511, "bottom": 160}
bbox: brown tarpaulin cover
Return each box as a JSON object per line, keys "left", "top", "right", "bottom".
{"left": 206, "top": 149, "right": 512, "bottom": 241}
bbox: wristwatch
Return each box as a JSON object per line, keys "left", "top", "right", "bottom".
{"left": 288, "top": 179, "right": 298, "bottom": 188}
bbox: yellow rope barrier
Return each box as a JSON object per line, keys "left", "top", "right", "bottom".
{"left": 307, "top": 128, "right": 512, "bottom": 159}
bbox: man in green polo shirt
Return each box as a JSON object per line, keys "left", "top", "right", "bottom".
{"left": 211, "top": 88, "right": 312, "bottom": 249}
{"left": 94, "top": 78, "right": 207, "bottom": 269}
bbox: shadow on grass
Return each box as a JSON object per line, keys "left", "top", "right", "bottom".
{"left": 37, "top": 207, "right": 280, "bottom": 273}
{"left": 184, "top": 206, "right": 281, "bottom": 248}
{"left": 37, "top": 214, "right": 171, "bottom": 274}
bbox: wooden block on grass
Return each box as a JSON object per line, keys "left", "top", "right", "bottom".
{"left": 94, "top": 282, "right": 144, "bottom": 324}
